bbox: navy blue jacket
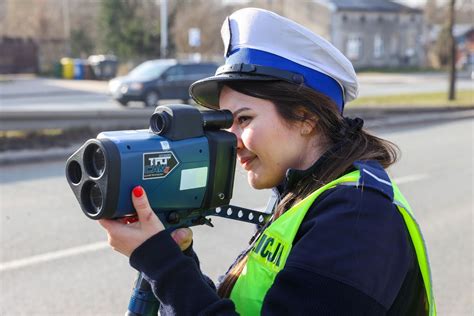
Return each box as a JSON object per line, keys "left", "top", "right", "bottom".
{"left": 130, "top": 162, "right": 424, "bottom": 315}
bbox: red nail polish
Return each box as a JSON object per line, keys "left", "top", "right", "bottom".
{"left": 118, "top": 216, "right": 139, "bottom": 224}
{"left": 133, "top": 186, "right": 144, "bottom": 198}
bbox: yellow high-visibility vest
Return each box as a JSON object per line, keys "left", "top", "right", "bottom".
{"left": 230, "top": 169, "right": 436, "bottom": 315}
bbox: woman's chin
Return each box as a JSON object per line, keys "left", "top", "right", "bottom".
{"left": 247, "top": 173, "right": 271, "bottom": 190}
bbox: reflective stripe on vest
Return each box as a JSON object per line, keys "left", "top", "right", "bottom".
{"left": 230, "top": 170, "right": 436, "bottom": 315}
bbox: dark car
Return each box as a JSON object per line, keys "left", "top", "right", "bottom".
{"left": 108, "top": 59, "right": 218, "bottom": 107}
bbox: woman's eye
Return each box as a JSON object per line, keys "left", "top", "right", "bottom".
{"left": 237, "top": 116, "right": 251, "bottom": 125}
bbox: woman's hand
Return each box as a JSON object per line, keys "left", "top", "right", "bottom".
{"left": 98, "top": 186, "right": 193, "bottom": 257}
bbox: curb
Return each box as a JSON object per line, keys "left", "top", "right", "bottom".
{"left": 0, "top": 90, "right": 107, "bottom": 99}
{"left": 1, "top": 110, "right": 473, "bottom": 166}
{"left": 0, "top": 145, "right": 79, "bottom": 166}
{"left": 2, "top": 106, "right": 473, "bottom": 132}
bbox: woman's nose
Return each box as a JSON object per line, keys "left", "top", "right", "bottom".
{"left": 226, "top": 125, "right": 244, "bottom": 150}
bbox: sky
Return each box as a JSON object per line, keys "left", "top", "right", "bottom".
{"left": 395, "top": 0, "right": 426, "bottom": 8}
{"left": 396, "top": 0, "right": 454, "bottom": 8}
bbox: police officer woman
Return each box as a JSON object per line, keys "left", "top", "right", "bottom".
{"left": 99, "top": 8, "right": 436, "bottom": 315}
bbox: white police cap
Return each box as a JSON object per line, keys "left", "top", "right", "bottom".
{"left": 190, "top": 7, "right": 359, "bottom": 113}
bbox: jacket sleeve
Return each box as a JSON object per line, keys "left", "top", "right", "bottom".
{"left": 130, "top": 232, "right": 239, "bottom": 316}
{"left": 260, "top": 186, "right": 413, "bottom": 315}
{"left": 181, "top": 243, "right": 216, "bottom": 292}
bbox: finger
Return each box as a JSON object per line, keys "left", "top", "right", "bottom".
{"left": 98, "top": 218, "right": 122, "bottom": 231}
{"left": 131, "top": 186, "right": 164, "bottom": 230}
{"left": 171, "top": 228, "right": 193, "bottom": 251}
{"left": 98, "top": 219, "right": 126, "bottom": 247}
{"left": 131, "top": 186, "right": 154, "bottom": 222}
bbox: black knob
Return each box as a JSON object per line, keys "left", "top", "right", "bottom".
{"left": 167, "top": 212, "right": 180, "bottom": 225}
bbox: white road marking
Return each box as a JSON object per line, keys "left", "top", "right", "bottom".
{"left": 0, "top": 241, "right": 109, "bottom": 272}
{"left": 0, "top": 174, "right": 429, "bottom": 272}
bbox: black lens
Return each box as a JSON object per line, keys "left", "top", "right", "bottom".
{"left": 92, "top": 147, "right": 105, "bottom": 177}
{"left": 81, "top": 181, "right": 104, "bottom": 217}
{"left": 89, "top": 183, "right": 103, "bottom": 211}
{"left": 84, "top": 143, "right": 105, "bottom": 178}
{"left": 150, "top": 112, "right": 170, "bottom": 135}
{"left": 202, "top": 110, "right": 233, "bottom": 129}
{"left": 67, "top": 160, "right": 82, "bottom": 185}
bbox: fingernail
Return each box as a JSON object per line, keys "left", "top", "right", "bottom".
{"left": 133, "top": 186, "right": 144, "bottom": 198}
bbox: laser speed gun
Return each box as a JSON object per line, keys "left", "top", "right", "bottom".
{"left": 65, "top": 104, "right": 245, "bottom": 227}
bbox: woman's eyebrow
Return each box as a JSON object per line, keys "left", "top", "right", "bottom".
{"left": 233, "top": 107, "right": 251, "bottom": 116}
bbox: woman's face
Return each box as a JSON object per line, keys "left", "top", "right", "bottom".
{"left": 219, "top": 86, "right": 321, "bottom": 189}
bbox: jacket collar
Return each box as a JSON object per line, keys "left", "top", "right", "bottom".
{"left": 275, "top": 139, "right": 352, "bottom": 197}
{"left": 275, "top": 152, "right": 329, "bottom": 196}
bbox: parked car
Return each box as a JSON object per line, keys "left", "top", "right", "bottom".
{"left": 108, "top": 59, "right": 218, "bottom": 107}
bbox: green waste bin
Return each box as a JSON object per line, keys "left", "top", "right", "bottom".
{"left": 53, "top": 62, "right": 63, "bottom": 78}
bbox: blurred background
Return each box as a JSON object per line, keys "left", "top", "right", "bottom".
{"left": 0, "top": 0, "right": 473, "bottom": 315}
{"left": 0, "top": 0, "right": 473, "bottom": 77}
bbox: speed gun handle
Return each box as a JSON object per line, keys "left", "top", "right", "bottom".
{"left": 126, "top": 272, "right": 159, "bottom": 316}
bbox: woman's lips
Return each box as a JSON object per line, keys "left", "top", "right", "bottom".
{"left": 240, "top": 156, "right": 256, "bottom": 170}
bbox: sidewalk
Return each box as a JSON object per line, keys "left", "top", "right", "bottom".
{"left": 0, "top": 76, "right": 109, "bottom": 99}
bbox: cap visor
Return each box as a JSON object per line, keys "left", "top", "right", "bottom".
{"left": 190, "top": 73, "right": 277, "bottom": 109}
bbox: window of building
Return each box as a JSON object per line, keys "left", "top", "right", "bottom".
{"left": 374, "top": 34, "right": 384, "bottom": 58}
{"left": 405, "top": 30, "right": 417, "bottom": 58}
{"left": 390, "top": 35, "right": 399, "bottom": 55}
{"left": 346, "top": 35, "right": 362, "bottom": 60}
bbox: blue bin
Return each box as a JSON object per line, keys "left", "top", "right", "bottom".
{"left": 73, "top": 59, "right": 84, "bottom": 80}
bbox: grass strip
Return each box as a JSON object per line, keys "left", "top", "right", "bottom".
{"left": 349, "top": 89, "right": 474, "bottom": 107}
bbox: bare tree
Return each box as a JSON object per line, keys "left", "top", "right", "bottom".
{"left": 170, "top": 0, "right": 231, "bottom": 60}
{"left": 448, "top": 0, "right": 456, "bottom": 100}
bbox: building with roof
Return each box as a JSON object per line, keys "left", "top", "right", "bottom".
{"left": 456, "top": 26, "right": 474, "bottom": 72}
{"left": 426, "top": 24, "right": 474, "bottom": 70}
{"left": 282, "top": 0, "right": 425, "bottom": 69}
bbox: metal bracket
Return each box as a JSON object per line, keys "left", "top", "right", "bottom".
{"left": 212, "top": 205, "right": 271, "bottom": 225}
{"left": 160, "top": 191, "right": 278, "bottom": 228}
{"left": 209, "top": 190, "right": 278, "bottom": 225}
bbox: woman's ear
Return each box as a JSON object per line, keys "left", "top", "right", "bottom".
{"left": 300, "top": 120, "right": 315, "bottom": 135}
{"left": 298, "top": 110, "right": 317, "bottom": 136}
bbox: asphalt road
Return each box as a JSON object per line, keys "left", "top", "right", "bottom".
{"left": 0, "top": 73, "right": 472, "bottom": 111}
{"left": 0, "top": 118, "right": 472, "bottom": 315}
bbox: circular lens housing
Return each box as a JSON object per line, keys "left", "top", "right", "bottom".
{"left": 150, "top": 112, "right": 170, "bottom": 135}
{"left": 92, "top": 147, "right": 105, "bottom": 176}
{"left": 81, "top": 181, "right": 103, "bottom": 217}
{"left": 67, "top": 160, "right": 82, "bottom": 185}
{"left": 89, "top": 183, "right": 103, "bottom": 211}
{"left": 84, "top": 144, "right": 106, "bottom": 178}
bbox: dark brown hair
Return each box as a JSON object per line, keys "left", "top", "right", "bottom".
{"left": 216, "top": 80, "right": 399, "bottom": 298}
